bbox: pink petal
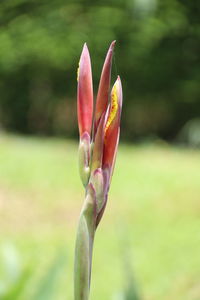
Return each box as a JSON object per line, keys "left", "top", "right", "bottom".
{"left": 102, "top": 76, "right": 123, "bottom": 176}
{"left": 94, "top": 41, "right": 116, "bottom": 135}
{"left": 77, "top": 43, "right": 93, "bottom": 137}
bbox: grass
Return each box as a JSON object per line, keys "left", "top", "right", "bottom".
{"left": 0, "top": 133, "right": 200, "bottom": 300}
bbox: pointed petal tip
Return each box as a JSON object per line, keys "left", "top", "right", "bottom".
{"left": 111, "top": 40, "right": 116, "bottom": 46}
{"left": 114, "top": 76, "right": 121, "bottom": 86}
{"left": 110, "top": 40, "right": 116, "bottom": 51}
{"left": 81, "top": 43, "right": 89, "bottom": 55}
{"left": 113, "top": 76, "right": 122, "bottom": 106}
{"left": 81, "top": 43, "right": 90, "bottom": 56}
{"left": 117, "top": 76, "right": 122, "bottom": 88}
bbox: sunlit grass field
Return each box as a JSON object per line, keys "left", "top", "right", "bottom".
{"left": 0, "top": 134, "right": 200, "bottom": 300}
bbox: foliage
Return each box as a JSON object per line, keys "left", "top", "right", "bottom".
{"left": 0, "top": 242, "right": 66, "bottom": 300}
{"left": 0, "top": 0, "right": 200, "bottom": 140}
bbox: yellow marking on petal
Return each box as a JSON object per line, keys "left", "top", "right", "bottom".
{"left": 77, "top": 65, "right": 79, "bottom": 81}
{"left": 105, "top": 85, "right": 118, "bottom": 134}
{"left": 77, "top": 62, "right": 80, "bottom": 82}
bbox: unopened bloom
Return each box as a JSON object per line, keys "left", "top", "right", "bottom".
{"left": 77, "top": 43, "right": 93, "bottom": 186}
{"left": 75, "top": 41, "right": 123, "bottom": 300}
{"left": 77, "top": 41, "right": 122, "bottom": 195}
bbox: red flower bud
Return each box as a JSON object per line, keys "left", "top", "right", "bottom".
{"left": 77, "top": 43, "right": 93, "bottom": 137}
{"left": 94, "top": 41, "right": 116, "bottom": 135}
{"left": 102, "top": 76, "right": 123, "bottom": 181}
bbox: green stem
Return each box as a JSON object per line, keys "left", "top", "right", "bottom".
{"left": 74, "top": 190, "right": 96, "bottom": 300}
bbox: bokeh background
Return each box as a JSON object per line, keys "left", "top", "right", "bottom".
{"left": 0, "top": 0, "right": 200, "bottom": 299}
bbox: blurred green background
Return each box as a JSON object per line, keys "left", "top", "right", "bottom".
{"left": 0, "top": 0, "right": 200, "bottom": 142}
{"left": 1, "top": 0, "right": 200, "bottom": 299}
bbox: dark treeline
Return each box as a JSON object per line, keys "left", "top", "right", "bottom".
{"left": 0, "top": 0, "right": 200, "bottom": 142}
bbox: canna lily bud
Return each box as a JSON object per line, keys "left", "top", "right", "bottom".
{"left": 102, "top": 76, "right": 123, "bottom": 184}
{"left": 74, "top": 42, "right": 123, "bottom": 300}
{"left": 77, "top": 43, "right": 93, "bottom": 137}
{"left": 94, "top": 41, "right": 116, "bottom": 135}
{"left": 77, "top": 43, "right": 93, "bottom": 187}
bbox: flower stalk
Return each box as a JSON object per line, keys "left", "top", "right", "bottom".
{"left": 74, "top": 41, "right": 123, "bottom": 300}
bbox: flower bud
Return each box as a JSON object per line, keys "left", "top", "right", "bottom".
{"left": 94, "top": 41, "right": 116, "bottom": 135}
{"left": 77, "top": 43, "right": 93, "bottom": 137}
{"left": 102, "top": 76, "right": 123, "bottom": 184}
